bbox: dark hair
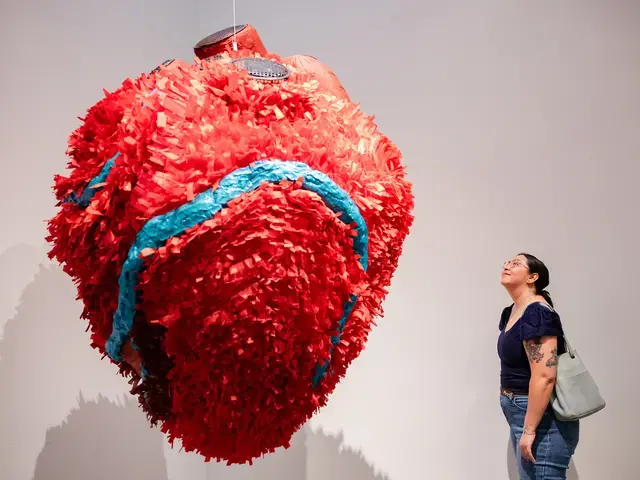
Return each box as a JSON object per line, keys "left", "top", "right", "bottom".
{"left": 518, "top": 252, "right": 553, "bottom": 307}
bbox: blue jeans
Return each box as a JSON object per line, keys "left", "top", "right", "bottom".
{"left": 500, "top": 393, "right": 580, "bottom": 479}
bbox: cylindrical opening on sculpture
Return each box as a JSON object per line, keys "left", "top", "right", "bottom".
{"left": 194, "top": 24, "right": 267, "bottom": 59}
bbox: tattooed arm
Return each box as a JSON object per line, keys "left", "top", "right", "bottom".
{"left": 523, "top": 336, "right": 558, "bottom": 434}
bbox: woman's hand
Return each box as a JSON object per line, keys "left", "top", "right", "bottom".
{"left": 520, "top": 431, "right": 536, "bottom": 463}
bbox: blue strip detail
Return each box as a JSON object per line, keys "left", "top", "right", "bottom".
{"left": 63, "top": 152, "right": 121, "bottom": 207}
{"left": 64, "top": 96, "right": 155, "bottom": 207}
{"left": 311, "top": 294, "right": 359, "bottom": 386}
{"left": 104, "top": 159, "right": 368, "bottom": 388}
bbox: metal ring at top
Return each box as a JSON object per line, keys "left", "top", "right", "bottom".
{"left": 231, "top": 57, "right": 290, "bottom": 81}
{"left": 194, "top": 25, "right": 247, "bottom": 49}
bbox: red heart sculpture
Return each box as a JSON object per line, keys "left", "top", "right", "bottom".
{"left": 47, "top": 25, "right": 414, "bottom": 464}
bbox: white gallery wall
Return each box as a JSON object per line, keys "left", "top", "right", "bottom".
{"left": 1, "top": 1, "right": 639, "bottom": 479}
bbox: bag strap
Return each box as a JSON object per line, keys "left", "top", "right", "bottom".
{"left": 562, "top": 334, "right": 576, "bottom": 358}
{"left": 537, "top": 302, "right": 576, "bottom": 359}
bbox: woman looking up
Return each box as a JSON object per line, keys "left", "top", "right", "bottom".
{"left": 497, "top": 253, "right": 579, "bottom": 479}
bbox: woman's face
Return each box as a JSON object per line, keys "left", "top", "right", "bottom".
{"left": 500, "top": 254, "right": 533, "bottom": 287}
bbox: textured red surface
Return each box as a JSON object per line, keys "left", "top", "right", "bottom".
{"left": 47, "top": 42, "right": 414, "bottom": 464}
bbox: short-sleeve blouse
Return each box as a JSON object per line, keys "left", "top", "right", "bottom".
{"left": 497, "top": 302, "right": 565, "bottom": 393}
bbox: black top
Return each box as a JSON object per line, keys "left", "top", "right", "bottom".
{"left": 497, "top": 302, "right": 565, "bottom": 393}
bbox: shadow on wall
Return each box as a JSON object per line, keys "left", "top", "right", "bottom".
{"left": 205, "top": 425, "right": 390, "bottom": 480}
{"left": 0, "top": 247, "right": 131, "bottom": 480}
{"left": 305, "top": 427, "right": 390, "bottom": 480}
{"left": 0, "top": 244, "right": 43, "bottom": 340}
{"left": 507, "top": 439, "right": 579, "bottom": 479}
{"left": 32, "top": 394, "right": 168, "bottom": 480}
{"left": 0, "top": 247, "right": 79, "bottom": 480}
{"left": 30, "top": 400, "right": 389, "bottom": 480}
{"left": 0, "top": 246, "right": 391, "bottom": 480}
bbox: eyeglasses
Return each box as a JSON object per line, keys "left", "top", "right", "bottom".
{"left": 503, "top": 259, "right": 528, "bottom": 270}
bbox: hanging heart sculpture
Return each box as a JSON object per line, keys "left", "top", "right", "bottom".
{"left": 47, "top": 24, "right": 414, "bottom": 464}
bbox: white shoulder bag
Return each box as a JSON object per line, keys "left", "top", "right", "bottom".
{"left": 542, "top": 305, "right": 606, "bottom": 421}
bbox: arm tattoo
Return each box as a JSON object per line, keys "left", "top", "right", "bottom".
{"left": 524, "top": 338, "right": 544, "bottom": 363}
{"left": 546, "top": 347, "right": 558, "bottom": 367}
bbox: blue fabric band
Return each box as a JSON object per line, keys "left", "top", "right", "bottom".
{"left": 63, "top": 152, "right": 121, "bottom": 207}
{"left": 94, "top": 159, "right": 365, "bottom": 387}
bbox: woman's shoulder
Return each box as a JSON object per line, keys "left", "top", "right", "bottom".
{"left": 525, "top": 301, "right": 559, "bottom": 317}
{"left": 521, "top": 301, "right": 563, "bottom": 338}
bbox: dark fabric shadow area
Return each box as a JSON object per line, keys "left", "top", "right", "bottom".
{"left": 32, "top": 394, "right": 168, "bottom": 480}
{"left": 507, "top": 438, "right": 580, "bottom": 479}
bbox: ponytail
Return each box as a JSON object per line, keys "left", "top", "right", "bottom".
{"left": 540, "top": 290, "right": 554, "bottom": 307}
{"left": 518, "top": 253, "right": 554, "bottom": 307}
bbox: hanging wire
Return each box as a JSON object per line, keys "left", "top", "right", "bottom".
{"left": 232, "top": 0, "right": 238, "bottom": 51}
